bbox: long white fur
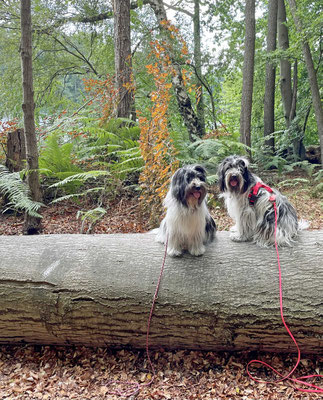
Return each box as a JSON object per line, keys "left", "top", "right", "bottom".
{"left": 156, "top": 190, "right": 210, "bottom": 256}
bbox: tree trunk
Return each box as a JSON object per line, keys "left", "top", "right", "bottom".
{"left": 263, "top": 0, "right": 278, "bottom": 155}
{"left": 239, "top": 0, "right": 256, "bottom": 156}
{"left": 5, "top": 129, "right": 26, "bottom": 172}
{"left": 287, "top": 0, "right": 323, "bottom": 164}
{"left": 278, "top": 0, "right": 293, "bottom": 127}
{"left": 193, "top": 0, "right": 206, "bottom": 134}
{"left": 113, "top": 0, "right": 135, "bottom": 120}
{"left": 20, "top": 0, "right": 42, "bottom": 234}
{"left": 148, "top": 0, "right": 204, "bottom": 140}
{"left": 0, "top": 231, "right": 322, "bottom": 354}
{"left": 278, "top": 0, "right": 305, "bottom": 160}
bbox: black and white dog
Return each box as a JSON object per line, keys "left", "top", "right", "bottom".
{"left": 156, "top": 165, "right": 216, "bottom": 256}
{"left": 218, "top": 155, "right": 308, "bottom": 247}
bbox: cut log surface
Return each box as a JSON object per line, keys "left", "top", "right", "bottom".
{"left": 0, "top": 231, "right": 322, "bottom": 354}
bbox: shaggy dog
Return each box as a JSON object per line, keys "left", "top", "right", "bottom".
{"left": 156, "top": 165, "right": 216, "bottom": 256}
{"left": 218, "top": 155, "right": 308, "bottom": 247}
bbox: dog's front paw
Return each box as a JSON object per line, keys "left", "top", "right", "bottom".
{"left": 230, "top": 233, "right": 248, "bottom": 242}
{"left": 229, "top": 225, "right": 238, "bottom": 232}
{"left": 167, "top": 247, "right": 183, "bottom": 257}
{"left": 188, "top": 245, "right": 206, "bottom": 256}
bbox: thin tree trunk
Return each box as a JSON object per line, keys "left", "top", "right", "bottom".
{"left": 193, "top": 0, "right": 206, "bottom": 134}
{"left": 278, "top": 0, "right": 293, "bottom": 127}
{"left": 240, "top": 0, "right": 256, "bottom": 156}
{"left": 148, "top": 0, "right": 204, "bottom": 140}
{"left": 20, "top": 0, "right": 42, "bottom": 234}
{"left": 288, "top": 0, "right": 323, "bottom": 164}
{"left": 264, "top": 0, "right": 278, "bottom": 154}
{"left": 113, "top": 0, "right": 135, "bottom": 120}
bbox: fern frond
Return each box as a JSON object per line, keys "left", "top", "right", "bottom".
{"left": 49, "top": 170, "right": 111, "bottom": 188}
{"left": 0, "top": 165, "right": 43, "bottom": 217}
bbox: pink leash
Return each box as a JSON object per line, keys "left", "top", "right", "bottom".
{"left": 106, "top": 236, "right": 169, "bottom": 398}
{"left": 247, "top": 201, "right": 323, "bottom": 393}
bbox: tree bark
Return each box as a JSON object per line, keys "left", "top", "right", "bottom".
{"left": 5, "top": 129, "right": 26, "bottom": 172}
{"left": 20, "top": 0, "right": 42, "bottom": 234}
{"left": 278, "top": 0, "right": 293, "bottom": 127}
{"left": 113, "top": 0, "right": 135, "bottom": 120}
{"left": 278, "top": 0, "right": 305, "bottom": 160}
{"left": 0, "top": 231, "right": 322, "bottom": 354}
{"left": 264, "top": 0, "right": 278, "bottom": 154}
{"left": 239, "top": 0, "right": 256, "bottom": 156}
{"left": 287, "top": 0, "right": 323, "bottom": 164}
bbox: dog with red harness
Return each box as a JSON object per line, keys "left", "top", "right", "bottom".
{"left": 218, "top": 155, "right": 308, "bottom": 247}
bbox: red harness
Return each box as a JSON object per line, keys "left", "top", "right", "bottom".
{"left": 248, "top": 182, "right": 276, "bottom": 205}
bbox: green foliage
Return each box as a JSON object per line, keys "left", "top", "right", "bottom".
{"left": 172, "top": 129, "right": 249, "bottom": 174}
{"left": 313, "top": 169, "right": 323, "bottom": 199}
{"left": 79, "top": 118, "right": 144, "bottom": 181}
{"left": 76, "top": 207, "right": 107, "bottom": 234}
{"left": 39, "top": 132, "right": 84, "bottom": 194}
{"left": 0, "top": 164, "right": 43, "bottom": 217}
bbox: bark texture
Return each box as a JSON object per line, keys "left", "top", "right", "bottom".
{"left": 287, "top": 0, "right": 323, "bottom": 164}
{"left": 113, "top": 0, "right": 135, "bottom": 119}
{"left": 239, "top": 0, "right": 256, "bottom": 154}
{"left": 263, "top": 0, "right": 278, "bottom": 154}
{"left": 0, "top": 231, "right": 322, "bottom": 354}
{"left": 20, "top": 0, "right": 42, "bottom": 234}
{"left": 5, "top": 129, "right": 26, "bottom": 172}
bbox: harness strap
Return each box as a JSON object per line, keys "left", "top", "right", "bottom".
{"left": 248, "top": 182, "right": 276, "bottom": 205}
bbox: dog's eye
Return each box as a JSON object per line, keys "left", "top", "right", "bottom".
{"left": 186, "top": 172, "right": 194, "bottom": 182}
{"left": 198, "top": 174, "right": 206, "bottom": 182}
{"left": 238, "top": 160, "right": 245, "bottom": 168}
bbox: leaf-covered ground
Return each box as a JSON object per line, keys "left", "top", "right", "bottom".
{"left": 0, "top": 346, "right": 322, "bottom": 399}
{"left": 0, "top": 172, "right": 322, "bottom": 399}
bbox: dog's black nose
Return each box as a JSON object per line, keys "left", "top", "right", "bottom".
{"left": 194, "top": 186, "right": 201, "bottom": 190}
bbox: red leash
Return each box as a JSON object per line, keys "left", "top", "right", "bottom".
{"left": 106, "top": 236, "right": 168, "bottom": 398}
{"left": 247, "top": 200, "right": 323, "bottom": 393}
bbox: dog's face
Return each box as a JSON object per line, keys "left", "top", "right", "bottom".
{"left": 218, "top": 155, "right": 252, "bottom": 194}
{"left": 171, "top": 165, "right": 207, "bottom": 208}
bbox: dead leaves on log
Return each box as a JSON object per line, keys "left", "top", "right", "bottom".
{"left": 0, "top": 346, "right": 321, "bottom": 399}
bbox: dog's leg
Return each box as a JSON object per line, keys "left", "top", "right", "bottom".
{"left": 187, "top": 235, "right": 206, "bottom": 256}
{"left": 188, "top": 244, "right": 205, "bottom": 256}
{"left": 167, "top": 233, "right": 183, "bottom": 257}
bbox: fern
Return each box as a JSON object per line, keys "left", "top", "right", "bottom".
{"left": 0, "top": 164, "right": 43, "bottom": 217}
{"left": 76, "top": 206, "right": 107, "bottom": 234}
{"left": 48, "top": 170, "right": 111, "bottom": 188}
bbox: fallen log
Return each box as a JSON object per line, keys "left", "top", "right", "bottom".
{"left": 0, "top": 231, "right": 322, "bottom": 354}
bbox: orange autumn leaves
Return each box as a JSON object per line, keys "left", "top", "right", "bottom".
{"left": 138, "top": 20, "right": 196, "bottom": 222}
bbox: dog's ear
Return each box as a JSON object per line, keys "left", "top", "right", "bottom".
{"left": 217, "top": 161, "right": 226, "bottom": 192}
{"left": 193, "top": 165, "right": 206, "bottom": 175}
{"left": 238, "top": 157, "right": 249, "bottom": 168}
{"left": 171, "top": 168, "right": 186, "bottom": 204}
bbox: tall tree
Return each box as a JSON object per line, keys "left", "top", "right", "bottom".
{"left": 263, "top": 0, "right": 278, "bottom": 155}
{"left": 278, "top": 0, "right": 304, "bottom": 160}
{"left": 287, "top": 0, "right": 323, "bottom": 164}
{"left": 148, "top": 0, "right": 205, "bottom": 140}
{"left": 239, "top": 0, "right": 256, "bottom": 154}
{"left": 113, "top": 0, "right": 135, "bottom": 119}
{"left": 20, "top": 0, "right": 42, "bottom": 234}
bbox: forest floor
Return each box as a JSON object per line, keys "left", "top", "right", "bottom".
{"left": 0, "top": 169, "right": 322, "bottom": 399}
